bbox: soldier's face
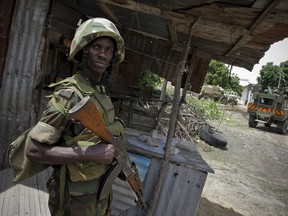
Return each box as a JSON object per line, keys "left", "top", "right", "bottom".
{"left": 87, "top": 37, "right": 115, "bottom": 77}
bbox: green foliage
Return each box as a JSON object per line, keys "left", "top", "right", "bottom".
{"left": 186, "top": 96, "right": 222, "bottom": 120}
{"left": 257, "top": 62, "right": 280, "bottom": 89}
{"left": 257, "top": 60, "right": 288, "bottom": 89}
{"left": 139, "top": 69, "right": 162, "bottom": 89}
{"left": 165, "top": 84, "right": 222, "bottom": 120}
{"left": 205, "top": 60, "right": 230, "bottom": 87}
{"left": 205, "top": 60, "right": 243, "bottom": 95}
{"left": 166, "top": 84, "right": 174, "bottom": 96}
{"left": 280, "top": 60, "right": 288, "bottom": 88}
{"left": 229, "top": 76, "right": 243, "bottom": 96}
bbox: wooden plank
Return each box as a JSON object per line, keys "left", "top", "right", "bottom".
{"left": 0, "top": 168, "right": 51, "bottom": 216}
{"left": 6, "top": 180, "right": 15, "bottom": 216}
{"left": 24, "top": 183, "right": 31, "bottom": 216}
{"left": 12, "top": 181, "right": 20, "bottom": 216}
{"left": 36, "top": 171, "right": 50, "bottom": 216}
{"left": 33, "top": 178, "right": 41, "bottom": 216}
{"left": 28, "top": 176, "right": 38, "bottom": 216}
{"left": 23, "top": 178, "right": 33, "bottom": 216}
{"left": 1, "top": 169, "right": 13, "bottom": 216}
{"left": 0, "top": 169, "right": 5, "bottom": 216}
{"left": 19, "top": 181, "right": 29, "bottom": 216}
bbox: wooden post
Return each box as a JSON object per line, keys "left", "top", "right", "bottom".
{"left": 160, "top": 79, "right": 168, "bottom": 100}
{"left": 181, "top": 48, "right": 197, "bottom": 102}
{"left": 146, "top": 16, "right": 200, "bottom": 216}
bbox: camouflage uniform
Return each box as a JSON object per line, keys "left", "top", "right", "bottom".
{"left": 29, "top": 18, "right": 125, "bottom": 216}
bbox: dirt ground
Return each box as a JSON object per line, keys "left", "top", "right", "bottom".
{"left": 196, "top": 105, "right": 288, "bottom": 216}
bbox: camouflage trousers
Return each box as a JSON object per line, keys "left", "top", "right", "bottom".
{"left": 46, "top": 173, "right": 111, "bottom": 216}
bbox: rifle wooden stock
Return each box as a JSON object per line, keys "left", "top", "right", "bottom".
{"left": 69, "top": 96, "right": 147, "bottom": 209}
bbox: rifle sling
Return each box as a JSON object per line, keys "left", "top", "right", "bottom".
{"left": 59, "top": 164, "right": 66, "bottom": 212}
{"left": 98, "top": 161, "right": 121, "bottom": 200}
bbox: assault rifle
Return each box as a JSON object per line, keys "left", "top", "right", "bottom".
{"left": 69, "top": 96, "right": 147, "bottom": 209}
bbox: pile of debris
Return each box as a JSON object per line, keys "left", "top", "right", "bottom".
{"left": 146, "top": 100, "right": 228, "bottom": 149}
{"left": 155, "top": 103, "right": 211, "bottom": 142}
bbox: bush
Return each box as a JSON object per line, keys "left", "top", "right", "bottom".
{"left": 139, "top": 69, "right": 162, "bottom": 89}
{"left": 186, "top": 97, "right": 222, "bottom": 120}
{"left": 165, "top": 85, "right": 222, "bottom": 120}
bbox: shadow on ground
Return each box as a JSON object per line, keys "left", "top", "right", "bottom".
{"left": 196, "top": 197, "right": 243, "bottom": 216}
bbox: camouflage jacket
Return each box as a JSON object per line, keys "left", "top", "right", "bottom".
{"left": 29, "top": 71, "right": 124, "bottom": 194}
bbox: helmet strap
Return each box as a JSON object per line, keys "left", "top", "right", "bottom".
{"left": 111, "top": 52, "right": 119, "bottom": 65}
{"left": 82, "top": 46, "right": 89, "bottom": 62}
{"left": 81, "top": 46, "right": 90, "bottom": 73}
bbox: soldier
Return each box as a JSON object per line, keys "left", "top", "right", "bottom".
{"left": 26, "top": 18, "right": 125, "bottom": 216}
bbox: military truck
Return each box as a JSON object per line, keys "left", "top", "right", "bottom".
{"left": 247, "top": 87, "right": 288, "bottom": 134}
{"left": 199, "top": 84, "right": 227, "bottom": 103}
{"left": 225, "top": 91, "right": 238, "bottom": 105}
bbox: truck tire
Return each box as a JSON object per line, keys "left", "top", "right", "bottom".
{"left": 221, "top": 97, "right": 228, "bottom": 105}
{"left": 248, "top": 114, "right": 258, "bottom": 128}
{"left": 277, "top": 120, "right": 288, "bottom": 135}
{"left": 202, "top": 94, "right": 209, "bottom": 100}
{"left": 199, "top": 127, "right": 227, "bottom": 149}
{"left": 264, "top": 122, "right": 271, "bottom": 127}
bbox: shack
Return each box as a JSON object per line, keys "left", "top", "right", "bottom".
{"left": 0, "top": 0, "right": 288, "bottom": 215}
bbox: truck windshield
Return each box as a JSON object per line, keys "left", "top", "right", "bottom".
{"left": 259, "top": 97, "right": 274, "bottom": 106}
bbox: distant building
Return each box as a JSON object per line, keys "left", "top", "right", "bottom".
{"left": 239, "top": 78, "right": 250, "bottom": 87}
{"left": 239, "top": 79, "right": 256, "bottom": 105}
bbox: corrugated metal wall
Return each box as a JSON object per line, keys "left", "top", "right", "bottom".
{"left": 109, "top": 130, "right": 213, "bottom": 216}
{"left": 110, "top": 30, "right": 210, "bottom": 94}
{"left": 0, "top": 0, "right": 16, "bottom": 87}
{"left": 0, "top": 0, "right": 50, "bottom": 169}
{"left": 111, "top": 152, "right": 151, "bottom": 216}
{"left": 113, "top": 31, "right": 182, "bottom": 87}
{"left": 153, "top": 163, "right": 208, "bottom": 216}
{"left": 109, "top": 152, "right": 210, "bottom": 216}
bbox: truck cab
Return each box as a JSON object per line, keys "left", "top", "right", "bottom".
{"left": 247, "top": 88, "right": 288, "bottom": 134}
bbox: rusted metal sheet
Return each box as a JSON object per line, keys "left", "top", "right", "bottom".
{"left": 0, "top": 0, "right": 50, "bottom": 169}
{"left": 111, "top": 30, "right": 209, "bottom": 93}
{"left": 0, "top": 0, "right": 16, "bottom": 87}
{"left": 112, "top": 128, "right": 214, "bottom": 216}
{"left": 111, "top": 152, "right": 151, "bottom": 215}
{"left": 115, "top": 31, "right": 181, "bottom": 86}
{"left": 152, "top": 163, "right": 208, "bottom": 216}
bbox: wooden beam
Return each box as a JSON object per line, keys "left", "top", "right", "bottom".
{"left": 97, "top": 2, "right": 124, "bottom": 27}
{"left": 168, "top": 19, "right": 177, "bottom": 43}
{"left": 225, "top": 0, "right": 281, "bottom": 57}
{"left": 97, "top": 0, "right": 246, "bottom": 38}
{"left": 196, "top": 49, "right": 253, "bottom": 70}
{"left": 146, "top": 20, "right": 195, "bottom": 216}
{"left": 156, "top": 0, "right": 175, "bottom": 42}
{"left": 156, "top": 0, "right": 172, "bottom": 11}
{"left": 96, "top": 0, "right": 191, "bottom": 22}
{"left": 182, "top": 48, "right": 198, "bottom": 99}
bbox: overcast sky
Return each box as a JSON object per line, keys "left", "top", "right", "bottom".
{"left": 232, "top": 37, "right": 288, "bottom": 84}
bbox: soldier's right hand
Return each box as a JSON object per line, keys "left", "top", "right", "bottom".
{"left": 86, "top": 143, "right": 118, "bottom": 164}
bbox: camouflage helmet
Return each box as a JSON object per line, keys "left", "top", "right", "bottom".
{"left": 69, "top": 18, "right": 125, "bottom": 64}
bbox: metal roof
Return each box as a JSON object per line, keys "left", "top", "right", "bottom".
{"left": 57, "top": 0, "right": 288, "bottom": 92}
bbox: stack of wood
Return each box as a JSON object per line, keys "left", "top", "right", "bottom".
{"left": 154, "top": 103, "right": 210, "bottom": 142}
{"left": 113, "top": 96, "right": 211, "bottom": 142}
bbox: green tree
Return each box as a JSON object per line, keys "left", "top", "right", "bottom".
{"left": 229, "top": 75, "right": 243, "bottom": 95}
{"left": 205, "top": 60, "right": 243, "bottom": 95}
{"left": 279, "top": 60, "right": 288, "bottom": 88}
{"left": 257, "top": 61, "right": 288, "bottom": 89}
{"left": 205, "top": 60, "right": 229, "bottom": 87}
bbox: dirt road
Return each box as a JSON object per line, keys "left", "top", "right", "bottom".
{"left": 196, "top": 105, "right": 288, "bottom": 216}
